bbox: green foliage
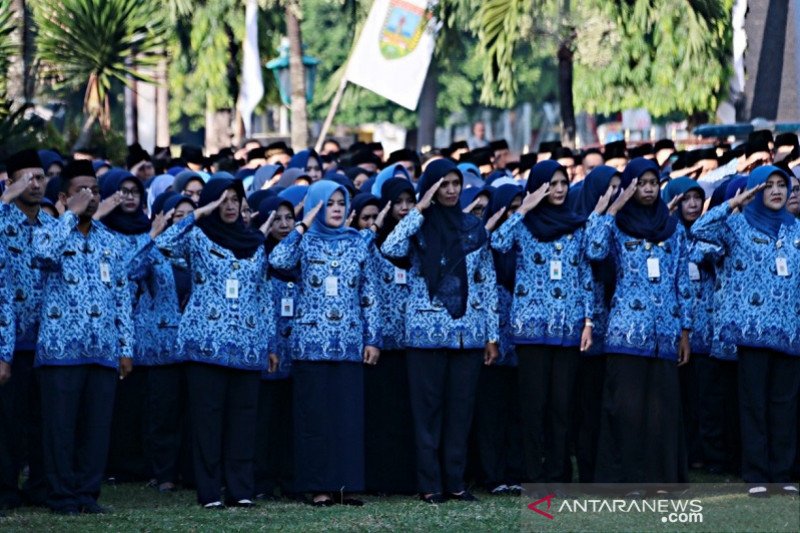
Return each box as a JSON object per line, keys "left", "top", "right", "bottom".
{"left": 573, "top": 0, "right": 732, "bottom": 117}
{"left": 32, "top": 0, "right": 169, "bottom": 112}
{"left": 0, "top": 0, "right": 15, "bottom": 95}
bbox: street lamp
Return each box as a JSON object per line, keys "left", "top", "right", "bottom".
{"left": 266, "top": 38, "right": 320, "bottom": 107}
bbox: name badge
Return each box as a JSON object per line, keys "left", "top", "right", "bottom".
{"left": 688, "top": 262, "right": 700, "bottom": 281}
{"left": 776, "top": 257, "right": 789, "bottom": 277}
{"left": 325, "top": 276, "right": 338, "bottom": 297}
{"left": 99, "top": 262, "right": 111, "bottom": 283}
{"left": 225, "top": 278, "right": 239, "bottom": 299}
{"left": 647, "top": 257, "right": 661, "bottom": 279}
{"left": 280, "top": 297, "right": 294, "bottom": 317}
{"left": 394, "top": 267, "right": 407, "bottom": 285}
{"left": 549, "top": 260, "right": 563, "bottom": 281}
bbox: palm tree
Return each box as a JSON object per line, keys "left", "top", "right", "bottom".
{"left": 285, "top": 0, "right": 309, "bottom": 149}
{"left": 32, "top": 0, "right": 168, "bottom": 150}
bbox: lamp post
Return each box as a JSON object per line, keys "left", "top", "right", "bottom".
{"left": 267, "top": 36, "right": 319, "bottom": 147}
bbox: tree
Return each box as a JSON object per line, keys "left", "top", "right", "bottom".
{"left": 285, "top": 0, "right": 309, "bottom": 149}
{"left": 474, "top": 0, "right": 731, "bottom": 145}
{"left": 32, "top": 0, "right": 168, "bottom": 150}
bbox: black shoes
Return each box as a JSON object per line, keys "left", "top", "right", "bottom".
{"left": 420, "top": 493, "right": 445, "bottom": 504}
{"left": 80, "top": 502, "right": 108, "bottom": 514}
{"left": 447, "top": 491, "right": 479, "bottom": 502}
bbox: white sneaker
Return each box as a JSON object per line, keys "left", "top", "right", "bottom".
{"left": 203, "top": 501, "right": 224, "bottom": 509}
{"left": 747, "top": 486, "right": 768, "bottom": 498}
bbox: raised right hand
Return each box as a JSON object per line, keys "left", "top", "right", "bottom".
{"left": 607, "top": 178, "right": 638, "bottom": 216}
{"left": 416, "top": 177, "right": 444, "bottom": 212}
{"left": 728, "top": 182, "right": 766, "bottom": 210}
{"left": 193, "top": 194, "right": 226, "bottom": 220}
{"left": 67, "top": 189, "right": 94, "bottom": 216}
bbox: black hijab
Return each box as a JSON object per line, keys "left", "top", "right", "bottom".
{"left": 99, "top": 169, "right": 152, "bottom": 235}
{"left": 377, "top": 177, "right": 416, "bottom": 269}
{"left": 615, "top": 158, "right": 678, "bottom": 242}
{"left": 195, "top": 178, "right": 265, "bottom": 259}
{"left": 523, "top": 161, "right": 586, "bottom": 241}
{"left": 415, "top": 159, "right": 486, "bottom": 319}
{"left": 254, "top": 196, "right": 298, "bottom": 283}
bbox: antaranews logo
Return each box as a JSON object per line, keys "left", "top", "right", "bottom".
{"left": 526, "top": 493, "right": 703, "bottom": 524}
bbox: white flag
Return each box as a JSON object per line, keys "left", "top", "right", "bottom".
{"left": 346, "top": 0, "right": 436, "bottom": 111}
{"left": 237, "top": 0, "right": 264, "bottom": 137}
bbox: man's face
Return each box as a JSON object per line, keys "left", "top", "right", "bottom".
{"left": 62, "top": 176, "right": 100, "bottom": 218}
{"left": 10, "top": 167, "right": 46, "bottom": 206}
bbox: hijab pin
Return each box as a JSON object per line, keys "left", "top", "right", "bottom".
{"left": 644, "top": 243, "right": 652, "bottom": 250}
{"left": 776, "top": 240, "right": 783, "bottom": 249}
{"left": 555, "top": 243, "right": 563, "bottom": 251}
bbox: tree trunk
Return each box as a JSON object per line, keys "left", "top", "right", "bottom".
{"left": 73, "top": 112, "right": 98, "bottom": 152}
{"left": 286, "top": 1, "right": 309, "bottom": 149}
{"left": 156, "top": 59, "right": 170, "bottom": 148}
{"left": 7, "top": 0, "right": 30, "bottom": 103}
{"left": 124, "top": 75, "right": 138, "bottom": 145}
{"left": 416, "top": 55, "right": 438, "bottom": 151}
{"left": 204, "top": 95, "right": 232, "bottom": 154}
{"left": 557, "top": 0, "right": 576, "bottom": 147}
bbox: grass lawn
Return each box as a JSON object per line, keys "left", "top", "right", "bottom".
{"left": 1, "top": 474, "right": 798, "bottom": 532}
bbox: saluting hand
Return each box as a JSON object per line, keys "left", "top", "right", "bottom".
{"left": 301, "top": 200, "right": 324, "bottom": 230}
{"left": 517, "top": 183, "right": 550, "bottom": 216}
{"left": 294, "top": 199, "right": 305, "bottom": 219}
{"left": 484, "top": 206, "right": 507, "bottom": 232}
{"left": 363, "top": 345, "right": 380, "bottom": 365}
{"left": 416, "top": 178, "right": 444, "bottom": 212}
{"left": 666, "top": 193, "right": 684, "bottom": 215}
{"left": 194, "top": 194, "right": 226, "bottom": 220}
{"left": 149, "top": 210, "right": 171, "bottom": 239}
{"left": 607, "top": 178, "right": 638, "bottom": 216}
{"left": 728, "top": 182, "right": 766, "bottom": 211}
{"left": 1, "top": 173, "right": 32, "bottom": 204}
{"left": 593, "top": 183, "right": 616, "bottom": 214}
{"left": 67, "top": 189, "right": 94, "bottom": 217}
{"left": 373, "top": 201, "right": 392, "bottom": 231}
{"left": 93, "top": 191, "right": 122, "bottom": 220}
{"left": 259, "top": 211, "right": 277, "bottom": 236}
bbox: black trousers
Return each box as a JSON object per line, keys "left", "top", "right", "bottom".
{"left": 473, "top": 364, "right": 524, "bottom": 487}
{"left": 144, "top": 363, "right": 187, "bottom": 485}
{"left": 517, "top": 344, "right": 580, "bottom": 483}
{"left": 680, "top": 354, "right": 704, "bottom": 466}
{"left": 696, "top": 356, "right": 740, "bottom": 473}
{"left": 186, "top": 363, "right": 260, "bottom": 505}
{"left": 364, "top": 350, "right": 416, "bottom": 494}
{"left": 737, "top": 347, "right": 800, "bottom": 484}
{"left": 255, "top": 378, "right": 294, "bottom": 497}
{"left": 595, "top": 355, "right": 687, "bottom": 485}
{"left": 406, "top": 348, "right": 483, "bottom": 495}
{"left": 0, "top": 350, "right": 46, "bottom": 508}
{"left": 575, "top": 356, "right": 606, "bottom": 483}
{"left": 106, "top": 367, "right": 148, "bottom": 481}
{"left": 38, "top": 364, "right": 117, "bottom": 512}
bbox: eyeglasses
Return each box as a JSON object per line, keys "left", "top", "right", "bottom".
{"left": 792, "top": 186, "right": 800, "bottom": 194}
{"left": 119, "top": 187, "right": 141, "bottom": 198}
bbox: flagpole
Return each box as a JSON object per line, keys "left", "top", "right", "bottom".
{"left": 314, "top": 75, "right": 348, "bottom": 153}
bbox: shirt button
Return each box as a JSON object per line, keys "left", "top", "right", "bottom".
{"left": 776, "top": 240, "right": 783, "bottom": 249}
{"left": 287, "top": 282, "right": 294, "bottom": 288}
{"left": 331, "top": 260, "right": 339, "bottom": 268}
{"left": 232, "top": 262, "right": 240, "bottom": 270}
{"left": 644, "top": 243, "right": 652, "bottom": 251}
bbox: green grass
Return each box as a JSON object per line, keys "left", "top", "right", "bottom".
{"left": 1, "top": 477, "right": 798, "bottom": 532}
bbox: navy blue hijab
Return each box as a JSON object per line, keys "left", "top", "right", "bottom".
{"left": 615, "top": 158, "right": 678, "bottom": 242}
{"left": 662, "top": 177, "right": 705, "bottom": 227}
{"left": 742, "top": 165, "right": 795, "bottom": 238}
{"left": 350, "top": 193, "right": 380, "bottom": 221}
{"left": 571, "top": 165, "right": 620, "bottom": 218}
{"left": 255, "top": 196, "right": 298, "bottom": 283}
{"left": 195, "top": 178, "right": 265, "bottom": 259}
{"left": 415, "top": 159, "right": 486, "bottom": 319}
{"left": 523, "top": 161, "right": 586, "bottom": 241}
{"left": 376, "top": 177, "right": 416, "bottom": 268}
{"left": 484, "top": 183, "right": 522, "bottom": 292}
{"left": 99, "top": 169, "right": 152, "bottom": 235}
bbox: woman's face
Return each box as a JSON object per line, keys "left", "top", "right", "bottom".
{"left": 219, "top": 189, "right": 241, "bottom": 224}
{"left": 469, "top": 193, "right": 490, "bottom": 218}
{"left": 182, "top": 179, "right": 204, "bottom": 204}
{"left": 305, "top": 158, "right": 322, "bottom": 182}
{"left": 787, "top": 177, "right": 800, "bottom": 215}
{"left": 763, "top": 174, "right": 788, "bottom": 211}
{"left": 352, "top": 172, "right": 369, "bottom": 189}
{"left": 172, "top": 201, "right": 194, "bottom": 224}
{"left": 680, "top": 190, "right": 704, "bottom": 223}
{"left": 546, "top": 170, "right": 569, "bottom": 206}
{"left": 608, "top": 176, "right": 621, "bottom": 197}
{"left": 118, "top": 179, "right": 141, "bottom": 214}
{"left": 391, "top": 191, "right": 416, "bottom": 221}
{"left": 435, "top": 172, "right": 462, "bottom": 207}
{"left": 270, "top": 204, "right": 295, "bottom": 241}
{"left": 241, "top": 199, "right": 253, "bottom": 227}
{"left": 325, "top": 190, "right": 347, "bottom": 227}
{"left": 634, "top": 171, "right": 660, "bottom": 206}
{"left": 357, "top": 204, "right": 379, "bottom": 229}
{"left": 507, "top": 195, "right": 523, "bottom": 216}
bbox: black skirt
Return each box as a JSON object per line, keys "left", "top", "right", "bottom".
{"left": 594, "top": 354, "right": 688, "bottom": 486}
{"left": 364, "top": 350, "right": 416, "bottom": 494}
{"left": 293, "top": 360, "right": 365, "bottom": 493}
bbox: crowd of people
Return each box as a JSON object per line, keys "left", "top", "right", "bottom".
{"left": 0, "top": 128, "right": 799, "bottom": 515}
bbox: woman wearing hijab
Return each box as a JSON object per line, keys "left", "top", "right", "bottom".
{"left": 472, "top": 184, "right": 525, "bottom": 495}
{"left": 269, "top": 180, "right": 381, "bottom": 507}
{"left": 287, "top": 149, "right": 323, "bottom": 182}
{"left": 246, "top": 164, "right": 283, "bottom": 196}
{"left": 155, "top": 177, "right": 276, "bottom": 509}
{"left": 350, "top": 193, "right": 381, "bottom": 230}
{"left": 252, "top": 197, "right": 298, "bottom": 500}
{"left": 460, "top": 187, "right": 492, "bottom": 219}
{"left": 173, "top": 170, "right": 206, "bottom": 204}
{"left": 371, "top": 164, "right": 410, "bottom": 198}
{"left": 692, "top": 166, "right": 800, "bottom": 496}
{"left": 569, "top": 165, "right": 621, "bottom": 483}
{"left": 586, "top": 157, "right": 692, "bottom": 489}
{"left": 363, "top": 178, "right": 417, "bottom": 495}
{"left": 129, "top": 194, "right": 196, "bottom": 493}
{"left": 663, "top": 178, "right": 714, "bottom": 471}
{"left": 381, "top": 159, "right": 499, "bottom": 503}
{"left": 491, "top": 161, "right": 594, "bottom": 488}
{"left": 95, "top": 169, "right": 152, "bottom": 483}
{"left": 146, "top": 174, "right": 175, "bottom": 215}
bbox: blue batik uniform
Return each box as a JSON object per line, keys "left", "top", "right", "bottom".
{"left": 0, "top": 247, "right": 16, "bottom": 363}
{"left": 263, "top": 274, "right": 298, "bottom": 379}
{"left": 156, "top": 213, "right": 275, "bottom": 371}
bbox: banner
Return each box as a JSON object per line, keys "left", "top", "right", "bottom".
{"left": 345, "top": 0, "right": 437, "bottom": 111}
{"left": 237, "top": 0, "right": 264, "bottom": 137}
